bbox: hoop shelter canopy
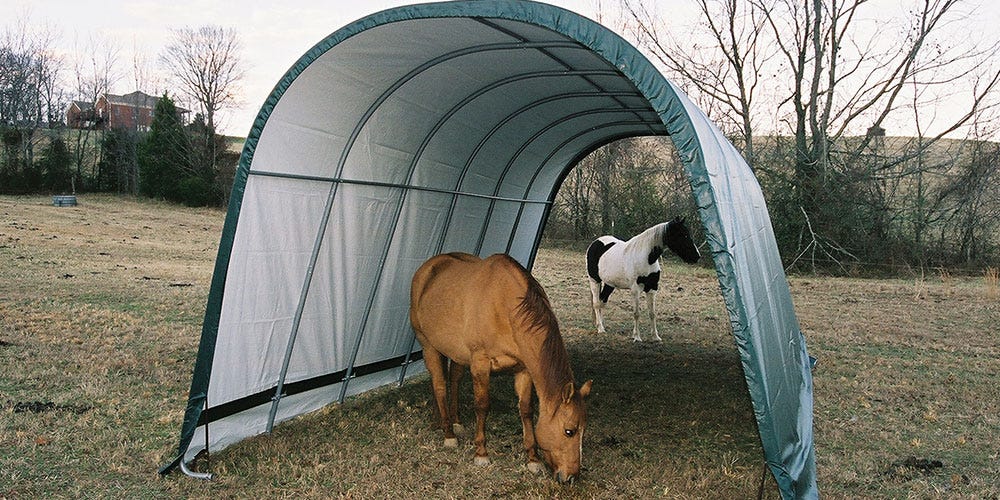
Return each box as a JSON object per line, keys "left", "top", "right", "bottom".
{"left": 161, "top": 2, "right": 816, "bottom": 497}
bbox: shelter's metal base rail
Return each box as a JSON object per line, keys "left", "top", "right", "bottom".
{"left": 179, "top": 456, "right": 213, "bottom": 480}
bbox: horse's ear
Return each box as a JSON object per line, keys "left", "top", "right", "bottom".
{"left": 561, "top": 381, "right": 575, "bottom": 404}
{"left": 579, "top": 380, "right": 593, "bottom": 399}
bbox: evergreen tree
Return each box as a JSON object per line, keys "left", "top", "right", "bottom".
{"left": 1, "top": 127, "right": 25, "bottom": 193}
{"left": 139, "top": 94, "right": 189, "bottom": 201}
{"left": 96, "top": 128, "right": 139, "bottom": 194}
{"left": 38, "top": 137, "right": 73, "bottom": 193}
{"left": 185, "top": 113, "right": 228, "bottom": 205}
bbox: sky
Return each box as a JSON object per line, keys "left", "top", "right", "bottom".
{"left": 8, "top": 0, "right": 1000, "bottom": 137}
{"left": 7, "top": 0, "right": 612, "bottom": 136}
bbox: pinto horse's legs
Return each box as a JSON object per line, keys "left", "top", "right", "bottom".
{"left": 423, "top": 347, "right": 458, "bottom": 447}
{"left": 589, "top": 279, "right": 606, "bottom": 334}
{"left": 447, "top": 360, "right": 465, "bottom": 435}
{"left": 646, "top": 291, "right": 661, "bottom": 341}
{"left": 470, "top": 353, "right": 492, "bottom": 465}
{"left": 514, "top": 370, "right": 543, "bottom": 474}
{"left": 631, "top": 288, "right": 643, "bottom": 342}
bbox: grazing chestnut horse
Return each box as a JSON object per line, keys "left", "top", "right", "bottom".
{"left": 409, "top": 252, "right": 593, "bottom": 484}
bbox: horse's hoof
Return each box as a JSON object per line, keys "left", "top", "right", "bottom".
{"left": 452, "top": 423, "right": 465, "bottom": 435}
{"left": 632, "top": 337, "right": 641, "bottom": 343}
{"left": 527, "top": 461, "right": 544, "bottom": 475}
{"left": 474, "top": 455, "right": 490, "bottom": 466}
{"left": 443, "top": 437, "right": 458, "bottom": 448}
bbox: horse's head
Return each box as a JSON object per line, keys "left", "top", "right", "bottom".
{"left": 665, "top": 216, "right": 701, "bottom": 264}
{"left": 536, "top": 379, "right": 593, "bottom": 484}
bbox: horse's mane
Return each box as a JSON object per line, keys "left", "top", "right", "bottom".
{"left": 625, "top": 222, "right": 668, "bottom": 264}
{"left": 514, "top": 264, "right": 573, "bottom": 401}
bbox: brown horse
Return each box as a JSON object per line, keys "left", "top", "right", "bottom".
{"left": 409, "top": 252, "right": 593, "bottom": 483}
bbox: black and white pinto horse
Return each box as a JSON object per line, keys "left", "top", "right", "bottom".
{"left": 586, "top": 217, "right": 701, "bottom": 341}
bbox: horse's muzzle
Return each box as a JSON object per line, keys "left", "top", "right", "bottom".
{"left": 555, "top": 471, "right": 577, "bottom": 484}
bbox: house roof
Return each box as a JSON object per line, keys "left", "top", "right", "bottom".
{"left": 67, "top": 91, "right": 192, "bottom": 115}
{"left": 104, "top": 91, "right": 159, "bottom": 109}
{"left": 102, "top": 91, "right": 191, "bottom": 114}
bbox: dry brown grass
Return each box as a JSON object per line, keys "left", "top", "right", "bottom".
{"left": 2, "top": 194, "right": 998, "bottom": 498}
{"left": 986, "top": 267, "right": 999, "bottom": 299}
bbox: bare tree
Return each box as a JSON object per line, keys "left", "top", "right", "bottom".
{"left": 763, "top": 0, "right": 1000, "bottom": 268}
{"left": 551, "top": 137, "right": 693, "bottom": 241}
{"left": 71, "top": 34, "right": 120, "bottom": 108}
{"left": 938, "top": 120, "right": 1000, "bottom": 265}
{"left": 763, "top": 1, "right": 997, "bottom": 181}
{"left": 622, "top": 0, "right": 772, "bottom": 168}
{"left": 131, "top": 38, "right": 162, "bottom": 95}
{"left": 70, "top": 33, "right": 121, "bottom": 188}
{"left": 619, "top": 0, "right": 1000, "bottom": 271}
{"left": 160, "top": 25, "right": 244, "bottom": 134}
{"left": 0, "top": 13, "right": 64, "bottom": 189}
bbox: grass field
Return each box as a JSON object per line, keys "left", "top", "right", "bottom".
{"left": 1, "top": 194, "right": 998, "bottom": 498}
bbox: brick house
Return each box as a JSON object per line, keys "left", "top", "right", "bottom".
{"left": 66, "top": 100, "right": 99, "bottom": 129}
{"left": 66, "top": 91, "right": 189, "bottom": 131}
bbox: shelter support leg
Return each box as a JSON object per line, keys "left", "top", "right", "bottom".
{"left": 471, "top": 354, "right": 492, "bottom": 466}
{"left": 515, "top": 370, "right": 543, "bottom": 474}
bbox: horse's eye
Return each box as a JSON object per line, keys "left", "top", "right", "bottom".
{"left": 564, "top": 429, "right": 576, "bottom": 438}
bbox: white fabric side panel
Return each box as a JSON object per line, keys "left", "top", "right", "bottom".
{"left": 284, "top": 183, "right": 400, "bottom": 381}
{"left": 442, "top": 196, "right": 490, "bottom": 253}
{"left": 410, "top": 156, "right": 466, "bottom": 192}
{"left": 393, "top": 190, "right": 452, "bottom": 259}
{"left": 210, "top": 175, "right": 328, "bottom": 404}
{"left": 509, "top": 203, "right": 546, "bottom": 260}
{"left": 480, "top": 202, "right": 518, "bottom": 252}
{"left": 355, "top": 190, "right": 452, "bottom": 365}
